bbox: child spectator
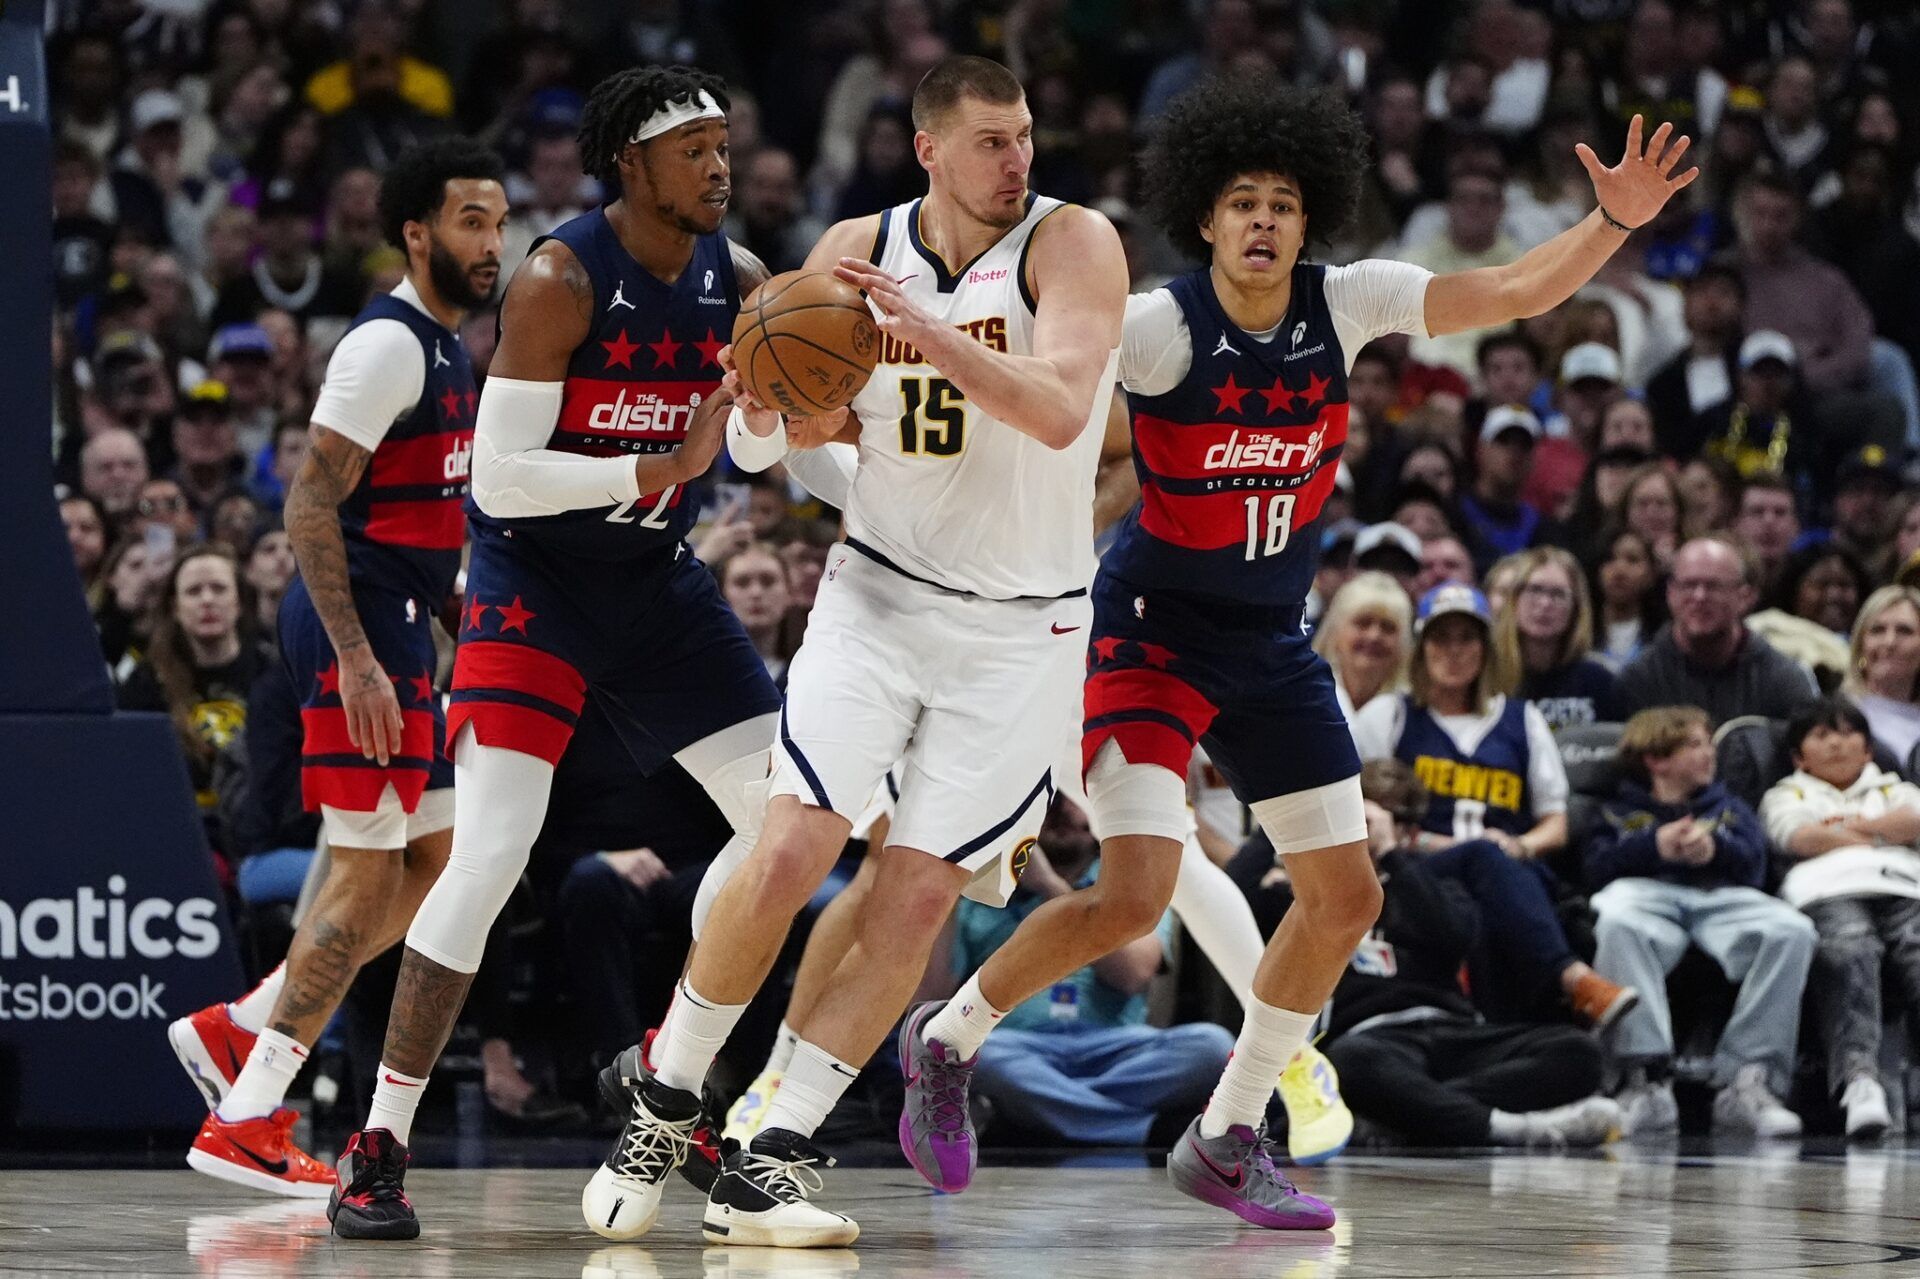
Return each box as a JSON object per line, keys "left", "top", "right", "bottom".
{"left": 1761, "top": 698, "right": 1920, "bottom": 1140}
{"left": 1586, "top": 706, "right": 1815, "bottom": 1138}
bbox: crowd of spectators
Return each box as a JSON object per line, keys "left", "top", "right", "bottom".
{"left": 42, "top": 0, "right": 1920, "bottom": 1144}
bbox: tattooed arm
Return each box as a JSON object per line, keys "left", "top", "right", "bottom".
{"left": 731, "top": 239, "right": 770, "bottom": 297}
{"left": 286, "top": 428, "right": 404, "bottom": 764}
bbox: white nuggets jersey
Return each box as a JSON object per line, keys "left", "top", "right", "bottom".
{"left": 844, "top": 194, "right": 1114, "bottom": 599}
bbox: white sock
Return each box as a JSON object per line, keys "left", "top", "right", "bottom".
{"left": 1201, "top": 999, "right": 1315, "bottom": 1138}
{"left": 218, "top": 1027, "right": 308, "bottom": 1122}
{"left": 766, "top": 1020, "right": 800, "bottom": 1075}
{"left": 759, "top": 1039, "right": 859, "bottom": 1140}
{"left": 226, "top": 963, "right": 287, "bottom": 1035}
{"left": 1487, "top": 1109, "right": 1530, "bottom": 1144}
{"left": 364, "top": 1063, "right": 429, "bottom": 1146}
{"left": 1170, "top": 835, "right": 1261, "bottom": 1010}
{"left": 652, "top": 980, "right": 747, "bottom": 1093}
{"left": 924, "top": 974, "right": 1005, "bottom": 1061}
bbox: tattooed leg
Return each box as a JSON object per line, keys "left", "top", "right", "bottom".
{"left": 266, "top": 846, "right": 406, "bottom": 1043}
{"left": 381, "top": 947, "right": 479, "bottom": 1078}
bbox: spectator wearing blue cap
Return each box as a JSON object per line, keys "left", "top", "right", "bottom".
{"left": 206, "top": 323, "right": 280, "bottom": 459}
{"left": 1353, "top": 584, "right": 1636, "bottom": 1026}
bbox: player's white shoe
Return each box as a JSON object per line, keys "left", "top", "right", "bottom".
{"left": 583, "top": 1045, "right": 708, "bottom": 1240}
{"left": 703, "top": 1128, "right": 859, "bottom": 1248}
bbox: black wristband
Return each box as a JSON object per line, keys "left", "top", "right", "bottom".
{"left": 1599, "top": 205, "right": 1636, "bottom": 233}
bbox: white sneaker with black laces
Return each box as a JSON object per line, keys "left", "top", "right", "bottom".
{"left": 582, "top": 1045, "right": 707, "bottom": 1240}
{"left": 703, "top": 1128, "right": 859, "bottom": 1248}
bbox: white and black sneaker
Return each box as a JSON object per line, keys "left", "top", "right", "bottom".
{"left": 703, "top": 1128, "right": 859, "bottom": 1248}
{"left": 581, "top": 1044, "right": 708, "bottom": 1240}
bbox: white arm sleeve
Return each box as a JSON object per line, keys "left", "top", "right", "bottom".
{"left": 469, "top": 376, "right": 642, "bottom": 518}
{"left": 727, "top": 405, "right": 791, "bottom": 474}
{"left": 784, "top": 443, "right": 859, "bottom": 509}
{"left": 1523, "top": 702, "right": 1569, "bottom": 816}
{"left": 1120, "top": 289, "right": 1192, "bottom": 396}
{"left": 310, "top": 319, "right": 425, "bottom": 451}
{"left": 1325, "top": 260, "right": 1436, "bottom": 362}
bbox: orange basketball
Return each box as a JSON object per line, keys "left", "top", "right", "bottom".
{"left": 730, "top": 270, "right": 878, "bottom": 416}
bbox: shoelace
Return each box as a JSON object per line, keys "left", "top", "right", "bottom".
{"left": 614, "top": 1098, "right": 696, "bottom": 1180}
{"left": 348, "top": 1144, "right": 409, "bottom": 1203}
{"left": 1234, "top": 1129, "right": 1300, "bottom": 1195}
{"left": 912, "top": 1050, "right": 973, "bottom": 1136}
{"left": 740, "top": 1148, "right": 827, "bottom": 1205}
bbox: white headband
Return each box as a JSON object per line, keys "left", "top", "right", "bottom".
{"left": 625, "top": 90, "right": 726, "bottom": 148}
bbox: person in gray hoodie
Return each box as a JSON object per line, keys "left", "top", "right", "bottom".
{"left": 1585, "top": 704, "right": 1815, "bottom": 1139}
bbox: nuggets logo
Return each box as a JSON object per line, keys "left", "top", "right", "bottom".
{"left": 1010, "top": 838, "right": 1036, "bottom": 883}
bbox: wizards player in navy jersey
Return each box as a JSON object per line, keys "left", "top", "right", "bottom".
{"left": 321, "top": 67, "right": 785, "bottom": 1241}
{"left": 908, "top": 79, "right": 1702, "bottom": 1231}
{"left": 174, "top": 141, "right": 507, "bottom": 1202}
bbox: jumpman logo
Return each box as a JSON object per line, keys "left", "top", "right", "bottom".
{"left": 608, "top": 281, "right": 635, "bottom": 312}
{"left": 1213, "top": 334, "right": 1239, "bottom": 357}
{"left": 432, "top": 341, "right": 450, "bottom": 369}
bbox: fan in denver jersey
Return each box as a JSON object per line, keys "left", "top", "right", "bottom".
{"left": 902, "top": 78, "right": 1701, "bottom": 1232}
{"left": 170, "top": 141, "right": 507, "bottom": 1203}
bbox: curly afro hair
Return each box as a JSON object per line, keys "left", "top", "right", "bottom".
{"left": 378, "top": 138, "right": 506, "bottom": 249}
{"left": 578, "top": 64, "right": 732, "bottom": 185}
{"left": 1141, "top": 76, "right": 1370, "bottom": 264}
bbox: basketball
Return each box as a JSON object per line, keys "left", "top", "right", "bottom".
{"left": 730, "top": 270, "right": 878, "bottom": 416}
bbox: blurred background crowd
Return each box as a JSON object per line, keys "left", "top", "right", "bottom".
{"left": 41, "top": 0, "right": 1920, "bottom": 1149}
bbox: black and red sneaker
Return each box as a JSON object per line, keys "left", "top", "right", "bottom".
{"left": 597, "top": 1028, "right": 722, "bottom": 1191}
{"left": 327, "top": 1128, "right": 418, "bottom": 1241}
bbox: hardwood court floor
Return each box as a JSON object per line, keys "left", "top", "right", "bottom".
{"left": 4, "top": 1147, "right": 1919, "bottom": 1277}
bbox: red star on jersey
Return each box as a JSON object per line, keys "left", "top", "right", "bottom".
{"left": 692, "top": 329, "right": 727, "bottom": 368}
{"left": 464, "top": 596, "right": 491, "bottom": 633}
{"left": 496, "top": 595, "right": 536, "bottom": 634}
{"left": 409, "top": 673, "right": 436, "bottom": 704}
{"left": 1210, "top": 374, "right": 1250, "bottom": 415}
{"left": 1260, "top": 379, "right": 1298, "bottom": 415}
{"left": 601, "top": 329, "right": 640, "bottom": 369}
{"left": 1092, "top": 636, "right": 1125, "bottom": 662}
{"left": 464, "top": 390, "right": 479, "bottom": 415}
{"left": 1301, "top": 370, "right": 1330, "bottom": 407}
{"left": 439, "top": 387, "right": 465, "bottom": 420}
{"left": 1137, "top": 642, "right": 1178, "bottom": 670}
{"left": 648, "top": 330, "right": 683, "bottom": 367}
{"left": 316, "top": 663, "right": 341, "bottom": 697}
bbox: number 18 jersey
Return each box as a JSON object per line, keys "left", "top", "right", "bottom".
{"left": 843, "top": 193, "right": 1113, "bottom": 600}
{"left": 1104, "top": 261, "right": 1430, "bottom": 610}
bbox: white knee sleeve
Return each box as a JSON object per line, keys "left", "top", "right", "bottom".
{"left": 404, "top": 727, "right": 555, "bottom": 974}
{"left": 1250, "top": 775, "right": 1368, "bottom": 857}
{"left": 1085, "top": 739, "right": 1189, "bottom": 843}
{"left": 675, "top": 714, "right": 777, "bottom": 943}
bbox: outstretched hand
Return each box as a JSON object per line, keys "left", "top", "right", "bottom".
{"left": 1575, "top": 114, "right": 1699, "bottom": 230}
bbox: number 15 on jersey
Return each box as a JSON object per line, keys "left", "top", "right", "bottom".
{"left": 1243, "top": 493, "right": 1296, "bottom": 560}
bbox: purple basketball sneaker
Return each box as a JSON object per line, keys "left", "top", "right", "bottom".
{"left": 897, "top": 1001, "right": 977, "bottom": 1192}
{"left": 1166, "top": 1118, "right": 1336, "bottom": 1230}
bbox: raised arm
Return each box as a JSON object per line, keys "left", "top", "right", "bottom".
{"left": 835, "top": 205, "right": 1127, "bottom": 449}
{"left": 472, "top": 241, "right": 732, "bottom": 518}
{"left": 1423, "top": 116, "right": 1698, "bottom": 337}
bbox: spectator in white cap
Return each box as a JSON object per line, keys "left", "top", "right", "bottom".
{"left": 1686, "top": 330, "right": 1814, "bottom": 484}
{"left": 1525, "top": 341, "right": 1621, "bottom": 519}
{"left": 1461, "top": 404, "right": 1549, "bottom": 557}
{"left": 1354, "top": 522, "right": 1424, "bottom": 599}
{"left": 109, "top": 89, "right": 225, "bottom": 265}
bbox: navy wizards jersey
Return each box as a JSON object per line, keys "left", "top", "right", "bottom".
{"left": 1104, "top": 265, "right": 1350, "bottom": 611}
{"left": 337, "top": 293, "right": 475, "bottom": 603}
{"left": 1394, "top": 694, "right": 1537, "bottom": 839}
{"left": 468, "top": 208, "right": 740, "bottom": 559}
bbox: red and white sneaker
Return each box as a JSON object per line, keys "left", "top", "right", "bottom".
{"left": 188, "top": 1108, "right": 335, "bottom": 1198}
{"left": 169, "top": 1002, "right": 256, "bottom": 1110}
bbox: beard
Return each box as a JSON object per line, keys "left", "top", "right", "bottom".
{"left": 427, "top": 238, "right": 496, "bottom": 310}
{"left": 958, "top": 187, "right": 1028, "bottom": 230}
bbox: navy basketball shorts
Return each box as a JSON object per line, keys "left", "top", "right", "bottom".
{"left": 447, "top": 529, "right": 781, "bottom": 771}
{"left": 1080, "top": 570, "right": 1364, "bottom": 855}
{"left": 281, "top": 575, "right": 453, "bottom": 847}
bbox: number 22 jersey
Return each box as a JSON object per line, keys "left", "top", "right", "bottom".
{"left": 1104, "top": 259, "right": 1432, "bottom": 610}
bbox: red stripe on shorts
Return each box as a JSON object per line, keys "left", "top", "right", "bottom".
{"left": 452, "top": 640, "right": 587, "bottom": 713}
{"left": 445, "top": 701, "right": 575, "bottom": 765}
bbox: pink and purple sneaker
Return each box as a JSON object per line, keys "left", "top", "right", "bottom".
{"left": 1166, "top": 1118, "right": 1336, "bottom": 1230}
{"left": 897, "top": 1001, "right": 978, "bottom": 1192}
